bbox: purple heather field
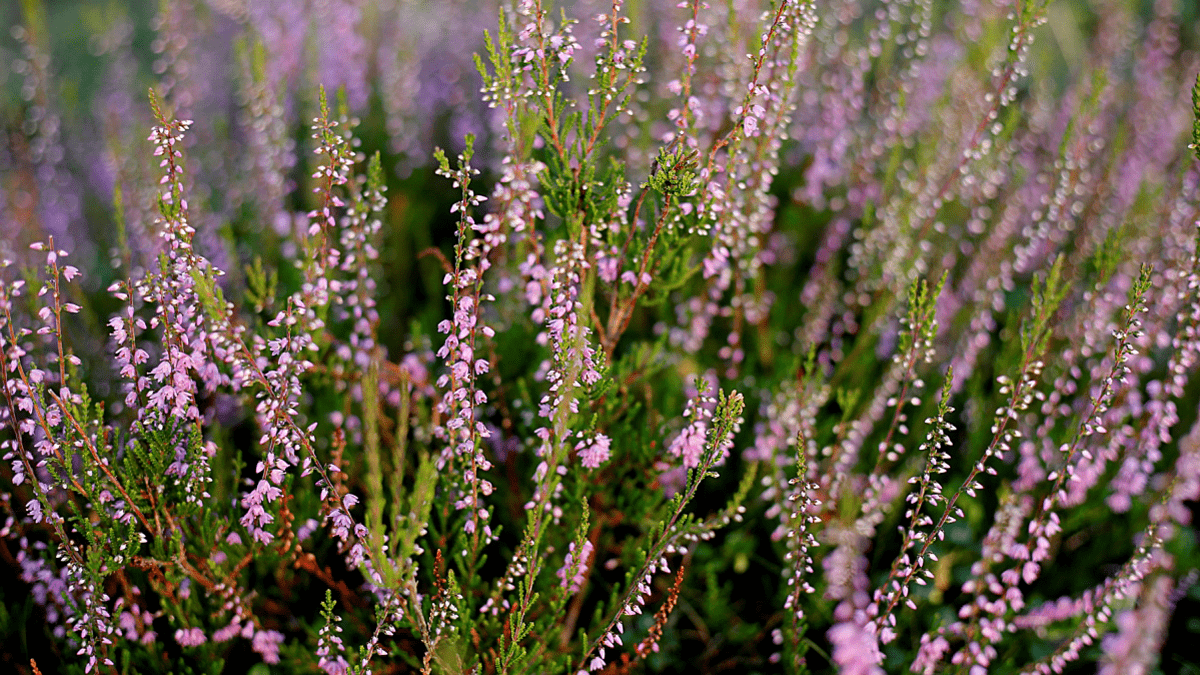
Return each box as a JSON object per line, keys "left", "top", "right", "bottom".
{"left": 2, "top": 0, "right": 1200, "bottom": 674}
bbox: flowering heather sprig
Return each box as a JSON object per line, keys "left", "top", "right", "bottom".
{"left": 581, "top": 1, "right": 646, "bottom": 151}
{"left": 666, "top": 383, "right": 717, "bottom": 469}
{"left": 665, "top": 0, "right": 710, "bottom": 140}
{"left": 900, "top": 265, "right": 1071, "bottom": 664}
{"left": 3, "top": 245, "right": 109, "bottom": 515}
{"left": 1109, "top": 215, "right": 1200, "bottom": 512}
{"left": 213, "top": 92, "right": 380, "bottom": 570}
{"left": 433, "top": 136, "right": 498, "bottom": 551}
{"left": 689, "top": 0, "right": 814, "bottom": 375}
{"left": 976, "top": 268, "right": 1151, "bottom": 645}
{"left": 495, "top": 238, "right": 610, "bottom": 669}
{"left": 872, "top": 370, "right": 955, "bottom": 643}
{"left": 857, "top": 272, "right": 946, "bottom": 522}
{"left": 62, "top": 554, "right": 117, "bottom": 674}
{"left": 531, "top": 239, "right": 605, "bottom": 479}
{"left": 235, "top": 307, "right": 316, "bottom": 547}
{"left": 576, "top": 387, "right": 744, "bottom": 673}
{"left": 779, "top": 432, "right": 821, "bottom": 670}
{"left": 937, "top": 266, "right": 1153, "bottom": 671}
{"left": 134, "top": 94, "right": 383, "bottom": 597}
{"left": 316, "top": 590, "right": 350, "bottom": 675}
{"left": 135, "top": 93, "right": 214, "bottom": 422}
{"left": 926, "top": 356, "right": 1044, "bottom": 661}
{"left": 0, "top": 244, "right": 142, "bottom": 673}
{"left": 306, "top": 87, "right": 356, "bottom": 282}
{"left": 510, "top": 0, "right": 582, "bottom": 109}
{"left": 556, "top": 539, "right": 594, "bottom": 595}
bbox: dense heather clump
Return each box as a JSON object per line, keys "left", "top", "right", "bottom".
{"left": 3, "top": 0, "right": 1200, "bottom": 673}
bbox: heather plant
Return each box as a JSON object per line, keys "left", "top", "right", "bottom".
{"left": 3, "top": 0, "right": 1200, "bottom": 674}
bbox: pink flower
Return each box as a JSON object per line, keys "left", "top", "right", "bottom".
{"left": 557, "top": 540, "right": 594, "bottom": 594}
{"left": 251, "top": 628, "right": 285, "bottom": 664}
{"left": 174, "top": 627, "right": 207, "bottom": 647}
{"left": 668, "top": 421, "right": 707, "bottom": 468}
{"left": 828, "top": 620, "right": 884, "bottom": 675}
{"left": 576, "top": 433, "right": 612, "bottom": 468}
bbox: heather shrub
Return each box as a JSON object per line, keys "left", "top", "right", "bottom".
{"left": 2, "top": 0, "right": 1200, "bottom": 674}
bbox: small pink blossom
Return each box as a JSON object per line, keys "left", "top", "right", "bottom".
{"left": 668, "top": 421, "right": 707, "bottom": 468}
{"left": 557, "top": 540, "right": 594, "bottom": 594}
{"left": 576, "top": 433, "right": 612, "bottom": 469}
{"left": 174, "top": 627, "right": 207, "bottom": 647}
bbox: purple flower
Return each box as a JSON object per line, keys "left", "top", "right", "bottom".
{"left": 251, "top": 628, "right": 285, "bottom": 664}
{"left": 667, "top": 421, "right": 707, "bottom": 468}
{"left": 828, "top": 620, "right": 884, "bottom": 675}
{"left": 174, "top": 627, "right": 206, "bottom": 647}
{"left": 557, "top": 540, "right": 594, "bottom": 594}
{"left": 576, "top": 433, "right": 612, "bottom": 469}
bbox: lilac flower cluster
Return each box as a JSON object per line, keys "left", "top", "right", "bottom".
{"left": 433, "top": 138, "right": 499, "bottom": 547}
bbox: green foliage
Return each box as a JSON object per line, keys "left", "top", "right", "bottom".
{"left": 644, "top": 143, "right": 700, "bottom": 199}
{"left": 1021, "top": 254, "right": 1069, "bottom": 359}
